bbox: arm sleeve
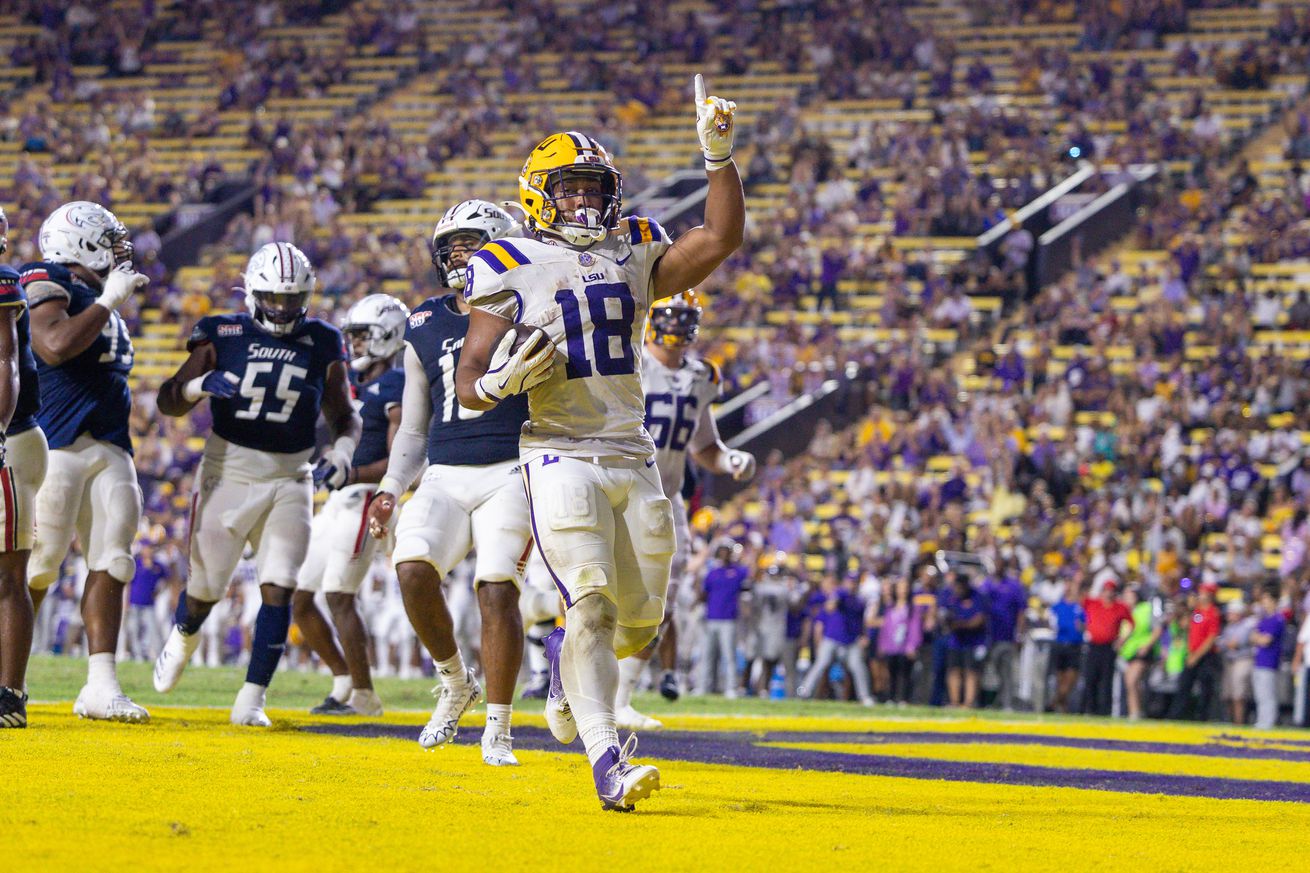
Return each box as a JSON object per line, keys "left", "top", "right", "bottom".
{"left": 379, "top": 344, "right": 431, "bottom": 493}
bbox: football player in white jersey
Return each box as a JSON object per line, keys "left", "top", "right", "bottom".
{"left": 455, "top": 75, "right": 744, "bottom": 811}
{"left": 293, "top": 293, "right": 408, "bottom": 717}
{"left": 365, "top": 199, "right": 535, "bottom": 767}
{"left": 614, "top": 291, "right": 755, "bottom": 731}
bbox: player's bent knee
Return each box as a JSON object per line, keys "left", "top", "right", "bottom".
{"left": 105, "top": 553, "right": 136, "bottom": 584}
{"left": 614, "top": 624, "right": 658, "bottom": 659}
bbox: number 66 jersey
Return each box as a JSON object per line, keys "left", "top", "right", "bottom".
{"left": 464, "top": 217, "right": 671, "bottom": 462}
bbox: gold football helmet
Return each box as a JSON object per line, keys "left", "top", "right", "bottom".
{"left": 519, "top": 131, "right": 622, "bottom": 246}
{"left": 647, "top": 290, "right": 703, "bottom": 348}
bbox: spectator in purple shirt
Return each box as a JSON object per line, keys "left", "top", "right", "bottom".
{"left": 696, "top": 541, "right": 751, "bottom": 697}
{"left": 1251, "top": 585, "right": 1286, "bottom": 729}
{"left": 983, "top": 565, "right": 1027, "bottom": 710}
{"left": 125, "top": 542, "right": 170, "bottom": 662}
{"left": 798, "top": 573, "right": 874, "bottom": 705}
{"left": 940, "top": 571, "right": 989, "bottom": 708}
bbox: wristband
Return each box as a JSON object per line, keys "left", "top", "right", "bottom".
{"left": 377, "top": 476, "right": 404, "bottom": 497}
{"left": 331, "top": 435, "right": 358, "bottom": 463}
{"left": 705, "top": 153, "right": 734, "bottom": 172}
{"left": 182, "top": 375, "right": 208, "bottom": 403}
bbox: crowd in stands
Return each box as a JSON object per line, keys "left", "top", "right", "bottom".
{"left": 8, "top": 0, "right": 1310, "bottom": 727}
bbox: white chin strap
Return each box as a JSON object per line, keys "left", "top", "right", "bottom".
{"left": 350, "top": 354, "right": 376, "bottom": 373}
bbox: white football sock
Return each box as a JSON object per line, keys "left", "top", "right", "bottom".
{"left": 87, "top": 653, "right": 119, "bottom": 690}
{"left": 435, "top": 653, "right": 467, "bottom": 686}
{"left": 615, "top": 656, "right": 646, "bottom": 711}
{"left": 484, "top": 703, "right": 512, "bottom": 738}
{"left": 560, "top": 596, "right": 620, "bottom": 764}
{"left": 331, "top": 674, "right": 352, "bottom": 703}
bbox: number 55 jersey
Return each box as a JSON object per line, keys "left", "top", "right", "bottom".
{"left": 464, "top": 217, "right": 671, "bottom": 462}
{"left": 187, "top": 312, "right": 346, "bottom": 474}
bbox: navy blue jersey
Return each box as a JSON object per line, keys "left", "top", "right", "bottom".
{"left": 188, "top": 313, "right": 346, "bottom": 454}
{"left": 353, "top": 366, "right": 404, "bottom": 467}
{"left": 0, "top": 265, "right": 39, "bottom": 436}
{"left": 21, "top": 262, "right": 133, "bottom": 453}
{"left": 405, "top": 294, "right": 526, "bottom": 466}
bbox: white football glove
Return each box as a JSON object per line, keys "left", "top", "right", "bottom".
{"left": 313, "top": 448, "right": 352, "bottom": 491}
{"left": 474, "top": 328, "right": 555, "bottom": 404}
{"left": 717, "top": 448, "right": 756, "bottom": 481}
{"left": 95, "top": 263, "right": 148, "bottom": 311}
{"left": 694, "top": 73, "right": 737, "bottom": 172}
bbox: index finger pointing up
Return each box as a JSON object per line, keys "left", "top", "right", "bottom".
{"left": 694, "top": 73, "right": 707, "bottom": 105}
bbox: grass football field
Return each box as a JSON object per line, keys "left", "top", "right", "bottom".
{"left": 6, "top": 656, "right": 1310, "bottom": 872}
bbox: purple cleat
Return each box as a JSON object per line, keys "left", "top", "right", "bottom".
{"left": 543, "top": 626, "right": 577, "bottom": 743}
{"left": 593, "top": 735, "right": 661, "bottom": 812}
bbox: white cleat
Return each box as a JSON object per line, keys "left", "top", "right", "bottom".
{"left": 153, "top": 626, "right": 200, "bottom": 693}
{"left": 615, "top": 705, "right": 663, "bottom": 732}
{"left": 73, "top": 685, "right": 150, "bottom": 723}
{"left": 481, "top": 732, "right": 521, "bottom": 767}
{"left": 348, "top": 689, "right": 384, "bottom": 717}
{"left": 418, "top": 670, "right": 482, "bottom": 749}
{"left": 231, "top": 683, "right": 272, "bottom": 727}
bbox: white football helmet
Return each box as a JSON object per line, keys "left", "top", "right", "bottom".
{"left": 430, "top": 199, "right": 515, "bottom": 289}
{"left": 343, "top": 293, "right": 410, "bottom": 372}
{"left": 243, "top": 242, "right": 315, "bottom": 336}
{"left": 39, "top": 201, "right": 133, "bottom": 273}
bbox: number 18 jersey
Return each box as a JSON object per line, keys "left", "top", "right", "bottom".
{"left": 464, "top": 217, "right": 672, "bottom": 461}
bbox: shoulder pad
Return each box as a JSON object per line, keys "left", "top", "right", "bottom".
{"left": 406, "top": 297, "right": 443, "bottom": 332}
{"left": 623, "top": 216, "right": 671, "bottom": 247}
{"left": 18, "top": 261, "right": 71, "bottom": 288}
{"left": 704, "top": 359, "right": 723, "bottom": 385}
{"left": 469, "top": 239, "right": 534, "bottom": 276}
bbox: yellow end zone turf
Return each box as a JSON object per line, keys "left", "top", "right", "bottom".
{"left": 5, "top": 704, "right": 1310, "bottom": 871}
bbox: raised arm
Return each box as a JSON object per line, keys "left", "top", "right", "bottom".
{"left": 650, "top": 75, "right": 745, "bottom": 300}
{"left": 28, "top": 265, "right": 146, "bottom": 366}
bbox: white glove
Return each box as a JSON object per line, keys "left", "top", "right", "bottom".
{"left": 95, "top": 263, "right": 148, "bottom": 311}
{"left": 694, "top": 73, "right": 737, "bottom": 172}
{"left": 717, "top": 448, "right": 756, "bottom": 481}
{"left": 182, "top": 370, "right": 239, "bottom": 403}
{"left": 314, "top": 447, "right": 352, "bottom": 491}
{"left": 474, "top": 328, "right": 555, "bottom": 404}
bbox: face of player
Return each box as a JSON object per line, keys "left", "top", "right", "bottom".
{"left": 551, "top": 174, "right": 605, "bottom": 217}
{"left": 444, "top": 231, "right": 483, "bottom": 275}
{"left": 347, "top": 328, "right": 371, "bottom": 361}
